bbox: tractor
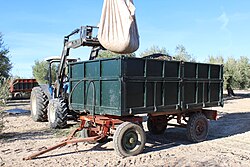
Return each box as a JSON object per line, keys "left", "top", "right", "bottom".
{"left": 30, "top": 26, "right": 103, "bottom": 128}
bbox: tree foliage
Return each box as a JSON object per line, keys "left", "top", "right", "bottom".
{"left": 207, "top": 55, "right": 250, "bottom": 90}
{"left": 139, "top": 45, "right": 169, "bottom": 57}
{"left": 174, "top": 44, "right": 196, "bottom": 62}
{"left": 32, "top": 60, "right": 57, "bottom": 84}
{"left": 139, "top": 45, "right": 196, "bottom": 62}
{"left": 0, "top": 77, "right": 10, "bottom": 104}
{"left": 0, "top": 33, "right": 12, "bottom": 78}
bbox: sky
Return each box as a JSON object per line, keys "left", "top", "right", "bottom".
{"left": 1, "top": 0, "right": 250, "bottom": 78}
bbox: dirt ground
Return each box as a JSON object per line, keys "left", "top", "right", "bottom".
{"left": 1, "top": 91, "right": 250, "bottom": 167}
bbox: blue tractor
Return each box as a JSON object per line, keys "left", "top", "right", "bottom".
{"left": 30, "top": 26, "right": 103, "bottom": 128}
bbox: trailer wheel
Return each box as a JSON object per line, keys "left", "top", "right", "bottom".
{"left": 48, "top": 98, "right": 67, "bottom": 129}
{"left": 147, "top": 116, "right": 167, "bottom": 135}
{"left": 30, "top": 87, "right": 48, "bottom": 122}
{"left": 186, "top": 112, "right": 208, "bottom": 142}
{"left": 113, "top": 122, "right": 146, "bottom": 157}
{"left": 79, "top": 122, "right": 106, "bottom": 144}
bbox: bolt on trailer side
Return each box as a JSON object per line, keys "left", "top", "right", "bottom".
{"left": 68, "top": 56, "right": 223, "bottom": 116}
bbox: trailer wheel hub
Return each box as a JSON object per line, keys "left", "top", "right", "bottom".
{"left": 123, "top": 130, "right": 138, "bottom": 150}
{"left": 196, "top": 120, "right": 205, "bottom": 135}
{"left": 129, "top": 137, "right": 135, "bottom": 144}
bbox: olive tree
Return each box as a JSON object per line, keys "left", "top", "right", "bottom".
{"left": 32, "top": 60, "right": 57, "bottom": 84}
{"left": 139, "top": 45, "right": 169, "bottom": 57}
{"left": 174, "top": 45, "right": 196, "bottom": 62}
{"left": 207, "top": 55, "right": 250, "bottom": 95}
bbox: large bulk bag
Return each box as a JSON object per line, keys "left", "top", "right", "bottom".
{"left": 98, "top": 0, "right": 139, "bottom": 54}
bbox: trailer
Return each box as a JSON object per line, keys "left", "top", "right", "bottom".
{"left": 68, "top": 56, "right": 223, "bottom": 154}
{"left": 69, "top": 56, "right": 223, "bottom": 116}
{"left": 24, "top": 56, "right": 223, "bottom": 160}
{"left": 9, "top": 79, "right": 38, "bottom": 99}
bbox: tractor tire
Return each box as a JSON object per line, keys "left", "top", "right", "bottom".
{"left": 147, "top": 116, "right": 167, "bottom": 135}
{"left": 113, "top": 122, "right": 146, "bottom": 157}
{"left": 30, "top": 87, "right": 49, "bottom": 122}
{"left": 186, "top": 112, "right": 209, "bottom": 142}
{"left": 47, "top": 98, "right": 68, "bottom": 129}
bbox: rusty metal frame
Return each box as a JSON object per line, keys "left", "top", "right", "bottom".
{"left": 23, "top": 115, "right": 143, "bottom": 160}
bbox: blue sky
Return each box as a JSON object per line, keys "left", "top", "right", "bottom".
{"left": 1, "top": 0, "right": 250, "bottom": 77}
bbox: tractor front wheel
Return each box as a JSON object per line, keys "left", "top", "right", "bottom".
{"left": 47, "top": 98, "right": 68, "bottom": 129}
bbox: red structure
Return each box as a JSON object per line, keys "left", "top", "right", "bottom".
{"left": 9, "top": 79, "right": 38, "bottom": 98}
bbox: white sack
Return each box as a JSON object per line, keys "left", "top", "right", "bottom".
{"left": 98, "top": 0, "right": 139, "bottom": 54}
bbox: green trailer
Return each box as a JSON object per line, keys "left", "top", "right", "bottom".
{"left": 66, "top": 56, "right": 223, "bottom": 157}
{"left": 69, "top": 56, "right": 223, "bottom": 116}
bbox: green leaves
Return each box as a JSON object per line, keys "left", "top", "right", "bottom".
{"left": 139, "top": 45, "right": 196, "bottom": 62}
{"left": 139, "top": 45, "right": 169, "bottom": 58}
{"left": 32, "top": 60, "right": 57, "bottom": 84}
{"left": 174, "top": 45, "right": 196, "bottom": 62}
{"left": 0, "top": 33, "right": 12, "bottom": 78}
{"left": 0, "top": 77, "right": 10, "bottom": 104}
{"left": 208, "top": 56, "right": 250, "bottom": 89}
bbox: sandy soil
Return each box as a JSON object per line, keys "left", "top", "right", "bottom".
{"left": 1, "top": 91, "right": 250, "bottom": 167}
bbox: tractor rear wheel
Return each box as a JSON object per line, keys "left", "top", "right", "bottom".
{"left": 113, "top": 122, "right": 146, "bottom": 157}
{"left": 47, "top": 98, "right": 68, "bottom": 129}
{"left": 30, "top": 87, "right": 48, "bottom": 122}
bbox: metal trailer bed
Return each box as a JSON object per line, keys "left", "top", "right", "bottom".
{"left": 69, "top": 56, "right": 223, "bottom": 115}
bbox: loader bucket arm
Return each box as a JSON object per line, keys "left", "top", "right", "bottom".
{"left": 55, "top": 26, "right": 103, "bottom": 97}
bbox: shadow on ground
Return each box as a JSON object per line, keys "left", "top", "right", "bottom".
{"left": 223, "top": 92, "right": 250, "bottom": 101}
{"left": 208, "top": 112, "right": 250, "bottom": 139}
{"left": 143, "top": 110, "right": 250, "bottom": 154}
{"left": 0, "top": 129, "right": 54, "bottom": 142}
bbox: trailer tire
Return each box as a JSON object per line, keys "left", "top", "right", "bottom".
{"left": 147, "top": 116, "right": 167, "bottom": 135}
{"left": 80, "top": 122, "right": 96, "bottom": 144}
{"left": 186, "top": 112, "right": 208, "bottom": 142}
{"left": 30, "top": 87, "right": 48, "bottom": 122}
{"left": 113, "top": 122, "right": 146, "bottom": 157}
{"left": 48, "top": 98, "right": 68, "bottom": 129}
{"left": 80, "top": 121, "right": 108, "bottom": 144}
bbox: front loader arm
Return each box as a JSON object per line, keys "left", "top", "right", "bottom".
{"left": 55, "top": 26, "right": 103, "bottom": 98}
